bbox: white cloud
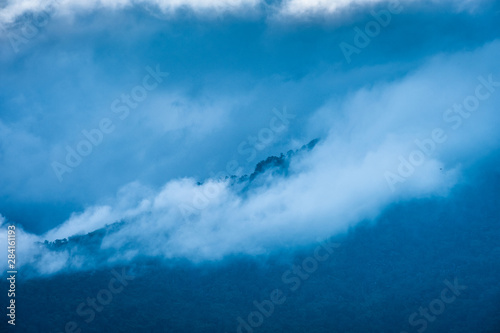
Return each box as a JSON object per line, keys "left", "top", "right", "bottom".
{"left": 0, "top": 0, "right": 260, "bottom": 24}
{"left": 280, "top": 0, "right": 384, "bottom": 16}
{"left": 2, "top": 40, "right": 499, "bottom": 275}
{"left": 278, "top": 0, "right": 485, "bottom": 17}
{"left": 0, "top": 0, "right": 481, "bottom": 25}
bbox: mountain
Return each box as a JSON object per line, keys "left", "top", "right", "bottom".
{"left": 4, "top": 145, "right": 500, "bottom": 333}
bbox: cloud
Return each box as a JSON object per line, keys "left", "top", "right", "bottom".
{"left": 278, "top": 0, "right": 485, "bottom": 17}
{"left": 280, "top": 0, "right": 386, "bottom": 16}
{"left": 0, "top": 0, "right": 260, "bottom": 25}
{"left": 2, "top": 40, "right": 499, "bottom": 275}
{"left": 0, "top": 0, "right": 484, "bottom": 25}
{"left": 1, "top": 0, "right": 498, "bottom": 235}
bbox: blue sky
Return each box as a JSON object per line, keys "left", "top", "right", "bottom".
{"left": 0, "top": 0, "right": 500, "bottom": 273}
